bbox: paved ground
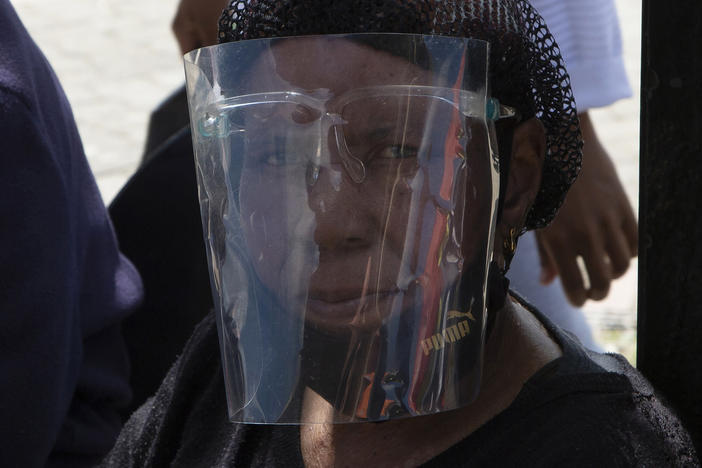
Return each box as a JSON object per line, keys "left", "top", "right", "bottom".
{"left": 12, "top": 0, "right": 642, "bottom": 362}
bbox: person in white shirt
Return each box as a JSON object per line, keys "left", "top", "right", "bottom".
{"left": 507, "top": 0, "right": 637, "bottom": 350}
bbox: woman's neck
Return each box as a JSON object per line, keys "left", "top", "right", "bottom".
{"left": 300, "top": 297, "right": 563, "bottom": 467}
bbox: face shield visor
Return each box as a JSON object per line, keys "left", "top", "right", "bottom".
{"left": 185, "top": 34, "right": 514, "bottom": 424}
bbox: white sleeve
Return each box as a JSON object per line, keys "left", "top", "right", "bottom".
{"left": 529, "top": 0, "right": 632, "bottom": 111}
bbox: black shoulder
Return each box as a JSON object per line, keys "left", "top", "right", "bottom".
{"left": 432, "top": 369, "right": 698, "bottom": 467}
{"left": 523, "top": 380, "right": 699, "bottom": 467}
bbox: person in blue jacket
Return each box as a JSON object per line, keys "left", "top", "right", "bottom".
{"left": 0, "top": 1, "right": 143, "bottom": 466}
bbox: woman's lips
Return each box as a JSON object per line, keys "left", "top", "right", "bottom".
{"left": 305, "top": 291, "right": 399, "bottom": 329}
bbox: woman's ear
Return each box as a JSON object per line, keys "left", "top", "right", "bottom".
{"left": 502, "top": 117, "right": 546, "bottom": 225}
{"left": 494, "top": 117, "right": 546, "bottom": 266}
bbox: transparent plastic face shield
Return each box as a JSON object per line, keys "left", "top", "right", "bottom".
{"left": 185, "top": 34, "right": 511, "bottom": 423}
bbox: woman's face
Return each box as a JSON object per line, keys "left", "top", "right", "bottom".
{"left": 237, "top": 38, "right": 493, "bottom": 333}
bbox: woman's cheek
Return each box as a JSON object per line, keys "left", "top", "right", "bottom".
{"left": 240, "top": 175, "right": 289, "bottom": 290}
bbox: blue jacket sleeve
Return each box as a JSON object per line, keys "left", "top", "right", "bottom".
{"left": 0, "top": 90, "right": 83, "bottom": 466}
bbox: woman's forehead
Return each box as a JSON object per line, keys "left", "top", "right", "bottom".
{"left": 248, "top": 38, "right": 436, "bottom": 94}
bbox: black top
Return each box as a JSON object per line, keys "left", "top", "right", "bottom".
{"left": 109, "top": 125, "right": 212, "bottom": 420}
{"left": 101, "top": 298, "right": 698, "bottom": 467}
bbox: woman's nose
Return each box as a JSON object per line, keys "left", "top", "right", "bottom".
{"left": 307, "top": 164, "right": 377, "bottom": 252}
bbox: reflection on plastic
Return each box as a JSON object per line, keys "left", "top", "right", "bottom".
{"left": 185, "top": 33, "right": 501, "bottom": 424}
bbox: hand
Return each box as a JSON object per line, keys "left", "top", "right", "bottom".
{"left": 172, "top": 0, "right": 230, "bottom": 55}
{"left": 535, "top": 112, "right": 638, "bottom": 306}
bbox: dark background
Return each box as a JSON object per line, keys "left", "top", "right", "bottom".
{"left": 638, "top": 0, "right": 702, "bottom": 454}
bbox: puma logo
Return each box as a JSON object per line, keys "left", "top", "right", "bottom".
{"left": 420, "top": 310, "right": 477, "bottom": 356}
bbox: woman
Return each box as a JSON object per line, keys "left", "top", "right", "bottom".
{"left": 102, "top": 1, "right": 696, "bottom": 466}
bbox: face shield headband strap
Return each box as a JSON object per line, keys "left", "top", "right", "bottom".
{"left": 484, "top": 115, "right": 521, "bottom": 338}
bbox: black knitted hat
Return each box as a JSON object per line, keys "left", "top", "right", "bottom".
{"left": 217, "top": 0, "right": 582, "bottom": 230}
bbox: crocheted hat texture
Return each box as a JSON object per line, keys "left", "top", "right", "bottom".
{"left": 217, "top": 0, "right": 582, "bottom": 230}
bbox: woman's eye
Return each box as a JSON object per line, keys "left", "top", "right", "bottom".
{"left": 263, "top": 151, "right": 308, "bottom": 168}
{"left": 377, "top": 145, "right": 419, "bottom": 159}
{"left": 264, "top": 152, "right": 287, "bottom": 166}
{"left": 243, "top": 149, "right": 288, "bottom": 169}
